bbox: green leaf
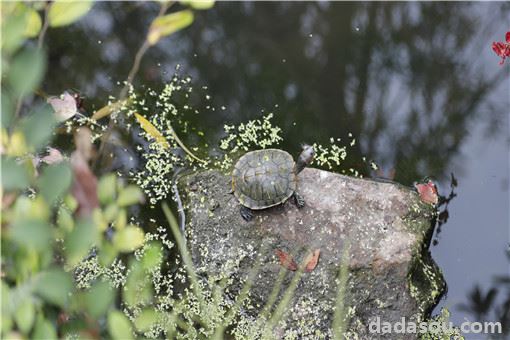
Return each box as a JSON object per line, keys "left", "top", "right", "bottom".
{"left": 85, "top": 281, "right": 113, "bottom": 318}
{"left": 24, "top": 6, "right": 42, "bottom": 38}
{"left": 123, "top": 261, "right": 152, "bottom": 307}
{"left": 20, "top": 104, "right": 57, "bottom": 151}
{"left": 1, "top": 281, "right": 11, "bottom": 315}
{"left": 32, "top": 2, "right": 47, "bottom": 11}
{"left": 10, "top": 219, "right": 52, "bottom": 252}
{"left": 1, "top": 315, "right": 13, "bottom": 336}
{"left": 32, "top": 315, "right": 57, "bottom": 340}
{"left": 147, "top": 10, "right": 194, "bottom": 45}
{"left": 5, "top": 3, "right": 42, "bottom": 39}
{"left": 14, "top": 298, "right": 35, "bottom": 334}
{"left": 92, "top": 208, "right": 108, "bottom": 232}
{"left": 114, "top": 209, "right": 126, "bottom": 230}
{"left": 134, "top": 309, "right": 158, "bottom": 332}
{"left": 57, "top": 207, "right": 74, "bottom": 233}
{"left": 103, "top": 204, "right": 119, "bottom": 223}
{"left": 1, "top": 157, "right": 30, "bottom": 191}
{"left": 8, "top": 47, "right": 46, "bottom": 97}
{"left": 65, "top": 219, "right": 97, "bottom": 266}
{"left": 113, "top": 225, "right": 145, "bottom": 253}
{"left": 98, "top": 173, "right": 117, "bottom": 205}
{"left": 108, "top": 310, "right": 134, "bottom": 340}
{"left": 48, "top": 1, "right": 93, "bottom": 27}
{"left": 98, "top": 242, "right": 117, "bottom": 267}
{"left": 1, "top": 282, "right": 13, "bottom": 334}
{"left": 34, "top": 269, "right": 73, "bottom": 307}
{"left": 12, "top": 196, "right": 50, "bottom": 222}
{"left": 38, "top": 162, "right": 72, "bottom": 204}
{"left": 141, "top": 242, "right": 162, "bottom": 270}
{"left": 64, "top": 194, "right": 78, "bottom": 212}
{"left": 117, "top": 185, "right": 143, "bottom": 207}
{"left": 1, "top": 9, "right": 28, "bottom": 53}
{"left": 180, "top": 0, "right": 215, "bottom": 10}
{"left": 1, "top": 91, "right": 14, "bottom": 129}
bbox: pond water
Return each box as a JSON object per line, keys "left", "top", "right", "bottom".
{"left": 43, "top": 2, "right": 509, "bottom": 338}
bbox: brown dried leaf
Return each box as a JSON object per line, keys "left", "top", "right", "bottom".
{"left": 304, "top": 249, "right": 321, "bottom": 273}
{"left": 91, "top": 100, "right": 126, "bottom": 120}
{"left": 134, "top": 113, "right": 169, "bottom": 148}
{"left": 275, "top": 249, "right": 297, "bottom": 271}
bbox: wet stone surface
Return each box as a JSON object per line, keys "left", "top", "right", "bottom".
{"left": 179, "top": 168, "right": 445, "bottom": 339}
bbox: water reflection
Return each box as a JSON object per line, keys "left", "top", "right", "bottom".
{"left": 458, "top": 280, "right": 510, "bottom": 338}
{"left": 43, "top": 1, "right": 510, "bottom": 336}
{"left": 433, "top": 173, "right": 458, "bottom": 246}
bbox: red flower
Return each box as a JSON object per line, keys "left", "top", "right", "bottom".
{"left": 492, "top": 31, "right": 510, "bottom": 65}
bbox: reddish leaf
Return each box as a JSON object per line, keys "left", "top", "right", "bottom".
{"left": 47, "top": 91, "right": 78, "bottom": 122}
{"left": 57, "top": 312, "right": 70, "bottom": 325}
{"left": 304, "top": 249, "right": 321, "bottom": 273}
{"left": 275, "top": 249, "right": 297, "bottom": 271}
{"left": 491, "top": 31, "right": 510, "bottom": 65}
{"left": 71, "top": 151, "right": 98, "bottom": 217}
{"left": 70, "top": 129, "right": 98, "bottom": 217}
{"left": 40, "top": 147, "right": 64, "bottom": 164}
{"left": 414, "top": 180, "right": 438, "bottom": 205}
{"left": 2, "top": 192, "right": 17, "bottom": 210}
{"left": 74, "top": 127, "right": 93, "bottom": 161}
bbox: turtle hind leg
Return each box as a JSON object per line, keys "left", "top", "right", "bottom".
{"left": 240, "top": 206, "right": 254, "bottom": 221}
{"left": 293, "top": 192, "right": 305, "bottom": 208}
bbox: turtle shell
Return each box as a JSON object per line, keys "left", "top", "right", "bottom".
{"left": 232, "top": 149, "right": 297, "bottom": 210}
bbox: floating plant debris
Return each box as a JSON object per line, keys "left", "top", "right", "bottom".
{"left": 96, "top": 72, "right": 380, "bottom": 205}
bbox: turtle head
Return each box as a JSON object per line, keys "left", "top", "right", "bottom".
{"left": 296, "top": 144, "right": 315, "bottom": 174}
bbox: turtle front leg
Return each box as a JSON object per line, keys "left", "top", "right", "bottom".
{"left": 293, "top": 192, "right": 305, "bottom": 208}
{"left": 240, "top": 206, "right": 254, "bottom": 221}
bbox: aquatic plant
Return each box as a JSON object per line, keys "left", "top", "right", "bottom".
{"left": 126, "top": 79, "right": 377, "bottom": 205}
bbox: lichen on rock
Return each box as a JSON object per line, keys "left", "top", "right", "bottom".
{"left": 179, "top": 167, "right": 445, "bottom": 339}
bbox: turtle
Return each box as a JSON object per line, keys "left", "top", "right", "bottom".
{"left": 231, "top": 144, "right": 315, "bottom": 221}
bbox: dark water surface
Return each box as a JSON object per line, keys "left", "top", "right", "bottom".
{"left": 44, "top": 2, "right": 510, "bottom": 338}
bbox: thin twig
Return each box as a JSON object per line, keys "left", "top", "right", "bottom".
{"left": 120, "top": 1, "right": 171, "bottom": 98}
{"left": 119, "top": 40, "right": 150, "bottom": 99}
{"left": 13, "top": 98, "right": 23, "bottom": 121}
{"left": 37, "top": 4, "right": 50, "bottom": 50}
{"left": 95, "top": 2, "right": 172, "bottom": 167}
{"left": 171, "top": 168, "right": 187, "bottom": 239}
{"left": 167, "top": 123, "right": 207, "bottom": 164}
